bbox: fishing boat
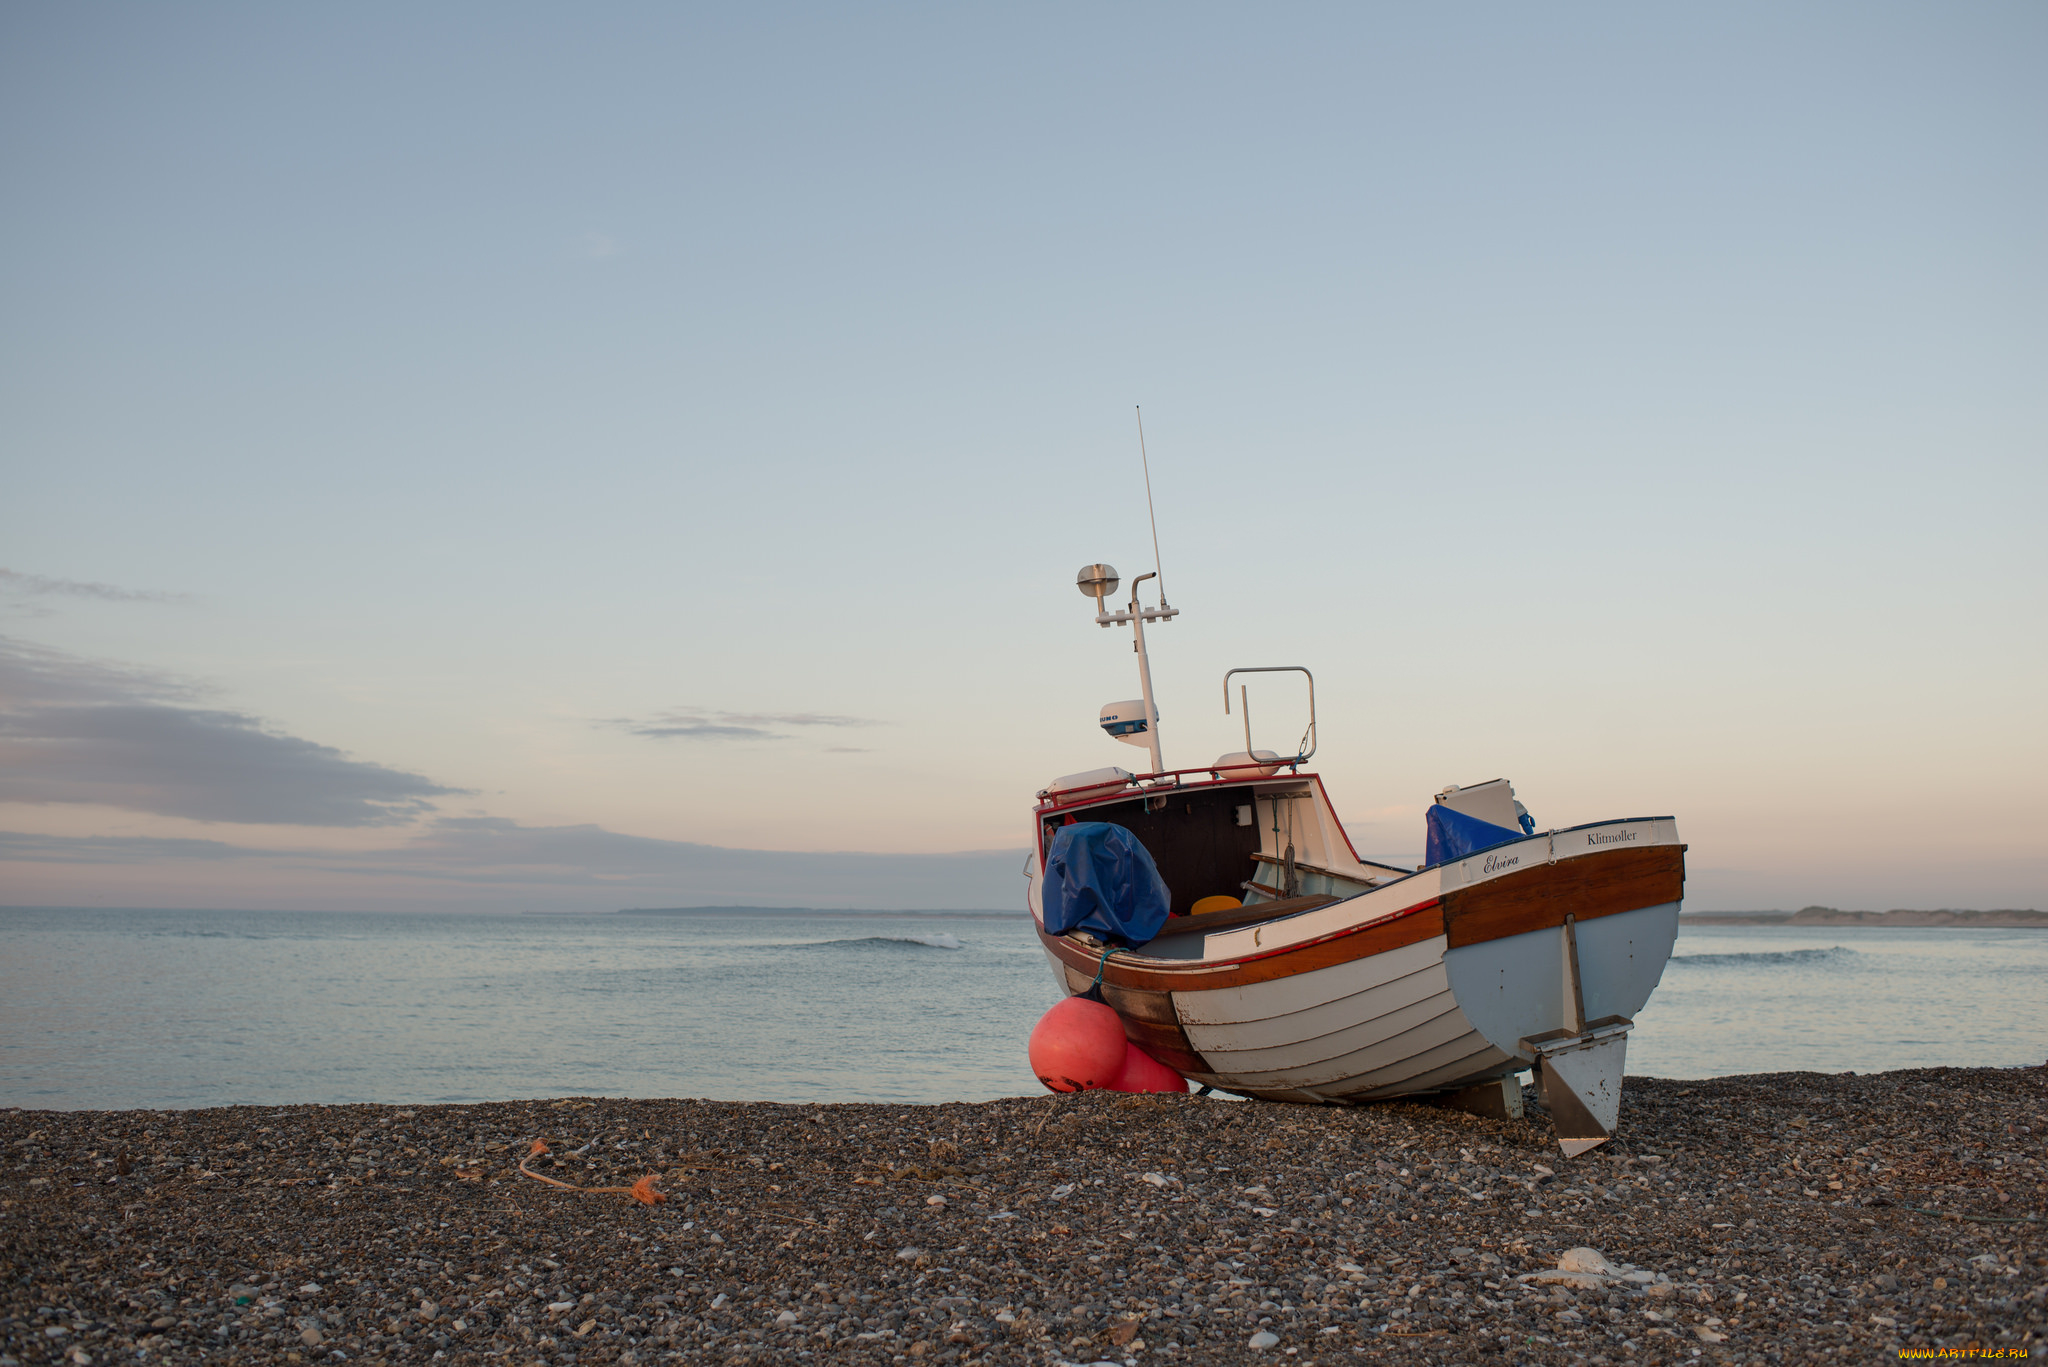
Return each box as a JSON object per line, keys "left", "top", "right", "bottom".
{"left": 1026, "top": 562, "right": 1685, "bottom": 1156}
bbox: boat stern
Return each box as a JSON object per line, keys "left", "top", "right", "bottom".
{"left": 1438, "top": 820, "right": 1685, "bottom": 1155}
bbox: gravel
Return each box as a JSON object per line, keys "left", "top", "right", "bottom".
{"left": 3, "top": 1066, "right": 2042, "bottom": 1365}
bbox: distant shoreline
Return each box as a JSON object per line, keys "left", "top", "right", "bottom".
{"left": 1681, "top": 906, "right": 2046, "bottom": 927}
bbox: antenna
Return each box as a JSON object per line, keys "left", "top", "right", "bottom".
{"left": 1070, "top": 410, "right": 1179, "bottom": 778}
{"left": 1135, "top": 406, "right": 1167, "bottom": 607}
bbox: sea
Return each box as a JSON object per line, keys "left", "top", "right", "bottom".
{"left": 1, "top": 907, "right": 2042, "bottom": 1112}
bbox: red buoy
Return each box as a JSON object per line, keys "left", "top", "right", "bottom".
{"left": 1109, "top": 1040, "right": 1190, "bottom": 1094}
{"left": 1028, "top": 995, "right": 1127, "bottom": 1093}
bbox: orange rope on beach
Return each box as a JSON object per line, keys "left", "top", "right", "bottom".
{"left": 517, "top": 1139, "right": 666, "bottom": 1205}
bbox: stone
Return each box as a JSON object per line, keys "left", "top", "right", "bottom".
{"left": 1557, "top": 1247, "right": 1615, "bottom": 1275}
{"left": 1249, "top": 1330, "right": 1281, "bottom": 1349}
{"left": 5, "top": 1067, "right": 2036, "bottom": 1367}
{"left": 300, "top": 1327, "right": 323, "bottom": 1347}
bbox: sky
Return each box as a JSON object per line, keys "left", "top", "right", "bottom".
{"left": 2, "top": 3, "right": 2043, "bottom": 913}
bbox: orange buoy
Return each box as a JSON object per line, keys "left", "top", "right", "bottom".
{"left": 1028, "top": 995, "right": 1127, "bottom": 1092}
{"left": 1109, "top": 1040, "right": 1190, "bottom": 1094}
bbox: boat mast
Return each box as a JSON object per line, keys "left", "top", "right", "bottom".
{"left": 1127, "top": 572, "right": 1166, "bottom": 776}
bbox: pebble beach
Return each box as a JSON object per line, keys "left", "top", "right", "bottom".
{"left": 5, "top": 1067, "right": 2042, "bottom": 1366}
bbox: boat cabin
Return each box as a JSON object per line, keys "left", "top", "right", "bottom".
{"left": 1031, "top": 761, "right": 1413, "bottom": 957}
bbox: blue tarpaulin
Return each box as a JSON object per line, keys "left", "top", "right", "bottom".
{"left": 1424, "top": 804, "right": 1523, "bottom": 866}
{"left": 1041, "top": 822, "right": 1172, "bottom": 947}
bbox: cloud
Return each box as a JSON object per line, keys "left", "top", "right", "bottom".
{"left": 0, "top": 567, "right": 188, "bottom": 604}
{"left": 0, "top": 831, "right": 247, "bottom": 863}
{"left": 0, "top": 817, "right": 1030, "bottom": 910}
{"left": 0, "top": 637, "right": 464, "bottom": 826}
{"left": 368, "top": 817, "right": 1012, "bottom": 895}
{"left": 611, "top": 718, "right": 780, "bottom": 740}
{"left": 604, "top": 707, "right": 881, "bottom": 742}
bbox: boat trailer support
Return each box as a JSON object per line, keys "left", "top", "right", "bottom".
{"left": 1422, "top": 1074, "right": 1526, "bottom": 1122}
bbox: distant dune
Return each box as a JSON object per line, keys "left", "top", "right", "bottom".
{"left": 1682, "top": 905, "right": 2046, "bottom": 927}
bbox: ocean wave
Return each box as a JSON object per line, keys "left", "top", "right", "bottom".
{"left": 808, "top": 933, "right": 966, "bottom": 951}
{"left": 1670, "top": 946, "right": 1854, "bottom": 967}
{"left": 145, "top": 928, "right": 331, "bottom": 942}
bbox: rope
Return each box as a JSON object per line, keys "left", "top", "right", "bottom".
{"left": 517, "top": 1139, "right": 667, "bottom": 1205}
{"left": 1079, "top": 944, "right": 1117, "bottom": 1003}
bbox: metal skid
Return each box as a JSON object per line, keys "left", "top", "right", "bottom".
{"left": 1527, "top": 1017, "right": 1634, "bottom": 1157}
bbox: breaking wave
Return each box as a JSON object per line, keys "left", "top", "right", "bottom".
{"left": 809, "top": 933, "right": 965, "bottom": 951}
{"left": 1670, "top": 946, "right": 1855, "bottom": 967}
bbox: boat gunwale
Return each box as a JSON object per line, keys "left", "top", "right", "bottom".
{"left": 1035, "top": 830, "right": 1684, "bottom": 993}
{"left": 1073, "top": 896, "right": 1446, "bottom": 973}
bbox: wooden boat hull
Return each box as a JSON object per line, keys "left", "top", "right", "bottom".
{"left": 1032, "top": 819, "right": 1684, "bottom": 1106}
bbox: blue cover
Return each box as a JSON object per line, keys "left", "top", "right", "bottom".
{"left": 1042, "top": 822, "right": 1172, "bottom": 947}
{"left": 1424, "top": 804, "right": 1523, "bottom": 866}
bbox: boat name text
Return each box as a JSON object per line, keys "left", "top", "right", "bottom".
{"left": 1480, "top": 852, "right": 1521, "bottom": 875}
{"left": 1587, "top": 830, "right": 1640, "bottom": 846}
